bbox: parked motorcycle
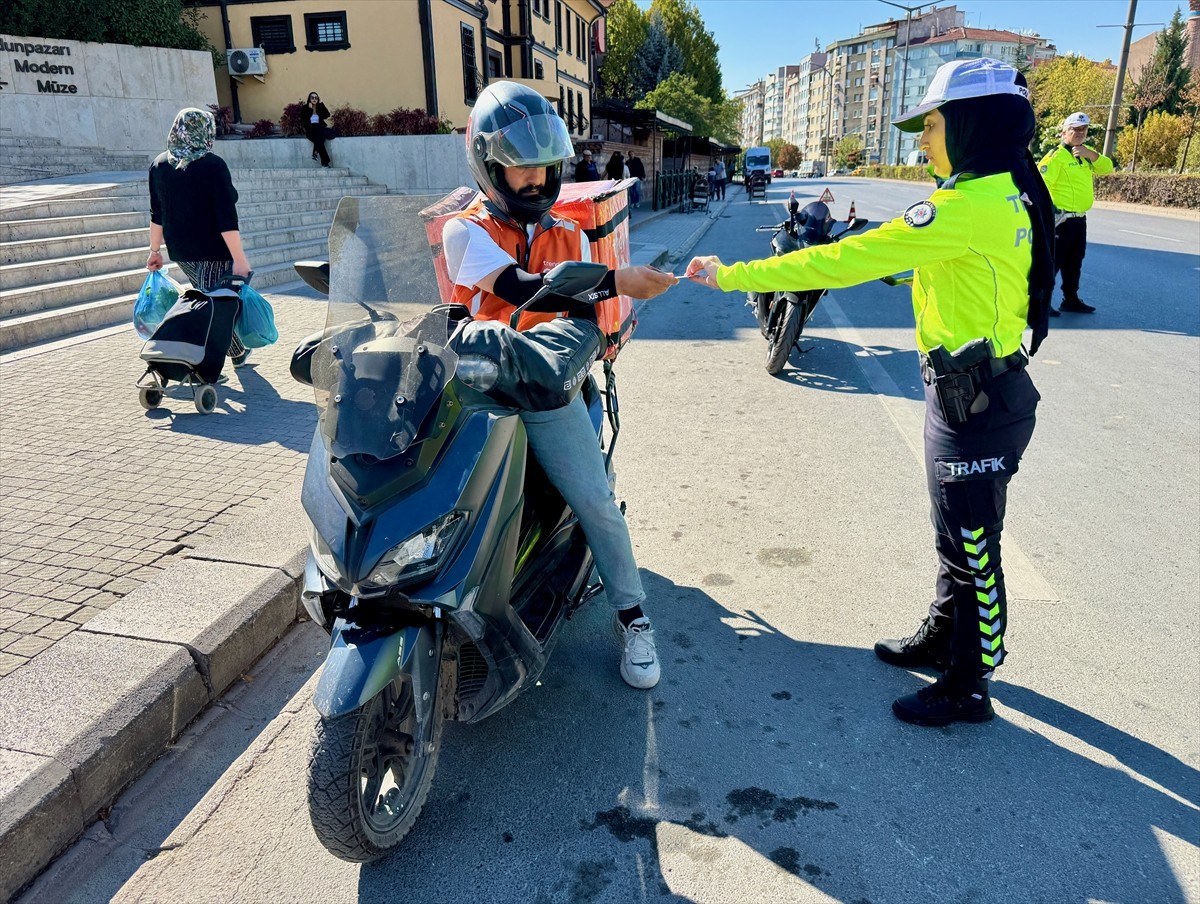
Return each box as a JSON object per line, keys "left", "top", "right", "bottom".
{"left": 290, "top": 195, "right": 622, "bottom": 862}
{"left": 749, "top": 192, "right": 869, "bottom": 375}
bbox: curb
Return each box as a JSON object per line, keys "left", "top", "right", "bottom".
{"left": 0, "top": 481, "right": 309, "bottom": 902}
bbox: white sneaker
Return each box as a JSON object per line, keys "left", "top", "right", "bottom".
{"left": 613, "top": 614, "right": 660, "bottom": 689}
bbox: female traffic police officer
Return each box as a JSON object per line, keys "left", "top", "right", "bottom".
{"left": 686, "top": 59, "right": 1055, "bottom": 726}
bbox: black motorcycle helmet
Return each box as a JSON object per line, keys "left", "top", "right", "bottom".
{"left": 797, "top": 201, "right": 835, "bottom": 243}
{"left": 466, "top": 81, "right": 574, "bottom": 222}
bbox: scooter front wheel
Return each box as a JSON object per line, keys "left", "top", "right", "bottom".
{"left": 765, "top": 302, "right": 803, "bottom": 375}
{"left": 307, "top": 675, "right": 443, "bottom": 862}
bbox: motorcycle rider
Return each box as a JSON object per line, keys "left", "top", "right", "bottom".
{"left": 442, "top": 81, "right": 677, "bottom": 689}
{"left": 686, "top": 59, "right": 1054, "bottom": 726}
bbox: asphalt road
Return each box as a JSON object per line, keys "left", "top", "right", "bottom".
{"left": 23, "top": 178, "right": 1200, "bottom": 904}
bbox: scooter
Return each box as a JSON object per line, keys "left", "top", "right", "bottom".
{"left": 749, "top": 192, "right": 869, "bottom": 375}
{"left": 290, "top": 194, "right": 623, "bottom": 862}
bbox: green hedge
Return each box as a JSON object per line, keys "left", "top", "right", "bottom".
{"left": 1094, "top": 173, "right": 1200, "bottom": 209}
{"left": 857, "top": 165, "right": 930, "bottom": 182}
{"left": 858, "top": 165, "right": 1200, "bottom": 209}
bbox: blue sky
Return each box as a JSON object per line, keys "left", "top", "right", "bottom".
{"left": 637, "top": 1, "right": 1189, "bottom": 95}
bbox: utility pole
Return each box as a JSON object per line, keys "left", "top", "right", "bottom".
{"left": 1103, "top": 0, "right": 1140, "bottom": 158}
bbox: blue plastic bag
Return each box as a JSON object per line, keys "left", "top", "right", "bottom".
{"left": 234, "top": 284, "right": 279, "bottom": 348}
{"left": 133, "top": 270, "right": 181, "bottom": 339}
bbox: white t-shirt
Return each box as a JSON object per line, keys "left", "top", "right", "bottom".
{"left": 310, "top": 113, "right": 320, "bottom": 123}
{"left": 442, "top": 217, "right": 591, "bottom": 291}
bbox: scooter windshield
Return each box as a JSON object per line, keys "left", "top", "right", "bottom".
{"left": 309, "top": 195, "right": 458, "bottom": 460}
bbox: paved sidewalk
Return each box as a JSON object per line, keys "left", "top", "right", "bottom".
{"left": 0, "top": 198, "right": 728, "bottom": 679}
{"left": 0, "top": 188, "right": 729, "bottom": 899}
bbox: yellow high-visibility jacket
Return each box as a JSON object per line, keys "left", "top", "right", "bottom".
{"left": 716, "top": 173, "right": 1033, "bottom": 358}
{"left": 1037, "top": 144, "right": 1113, "bottom": 213}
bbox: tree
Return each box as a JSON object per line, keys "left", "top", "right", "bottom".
{"left": 1117, "top": 111, "right": 1186, "bottom": 169}
{"left": 597, "top": 0, "right": 648, "bottom": 104}
{"left": 777, "top": 143, "right": 802, "bottom": 170}
{"left": 1012, "top": 39, "right": 1033, "bottom": 76}
{"left": 1140, "top": 7, "right": 1190, "bottom": 116}
{"left": 0, "top": 0, "right": 220, "bottom": 66}
{"left": 765, "top": 137, "right": 789, "bottom": 163}
{"left": 648, "top": 0, "right": 723, "bottom": 104}
{"left": 1027, "top": 55, "right": 1116, "bottom": 155}
{"left": 631, "top": 11, "right": 684, "bottom": 101}
{"left": 834, "top": 134, "right": 864, "bottom": 168}
{"left": 635, "top": 72, "right": 741, "bottom": 142}
{"left": 1126, "top": 67, "right": 1170, "bottom": 171}
{"left": 1177, "top": 70, "right": 1200, "bottom": 173}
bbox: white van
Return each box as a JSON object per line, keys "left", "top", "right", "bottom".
{"left": 745, "top": 147, "right": 772, "bottom": 184}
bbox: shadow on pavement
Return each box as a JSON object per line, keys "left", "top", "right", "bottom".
{"left": 144, "top": 362, "right": 315, "bottom": 453}
{"left": 351, "top": 572, "right": 1198, "bottom": 903}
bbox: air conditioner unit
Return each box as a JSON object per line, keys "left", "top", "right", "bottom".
{"left": 228, "top": 48, "right": 268, "bottom": 77}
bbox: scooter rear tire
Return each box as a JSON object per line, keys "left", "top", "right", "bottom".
{"left": 765, "top": 302, "right": 803, "bottom": 375}
{"left": 307, "top": 676, "right": 443, "bottom": 862}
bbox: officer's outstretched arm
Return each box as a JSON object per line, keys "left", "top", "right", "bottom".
{"left": 715, "top": 202, "right": 971, "bottom": 295}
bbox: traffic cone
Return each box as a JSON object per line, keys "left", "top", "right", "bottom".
{"left": 847, "top": 200, "right": 857, "bottom": 223}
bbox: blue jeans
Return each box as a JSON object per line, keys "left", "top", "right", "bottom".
{"left": 520, "top": 394, "right": 645, "bottom": 612}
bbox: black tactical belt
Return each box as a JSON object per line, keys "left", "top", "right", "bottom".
{"left": 920, "top": 350, "right": 1027, "bottom": 385}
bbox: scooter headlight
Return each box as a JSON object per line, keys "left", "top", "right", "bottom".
{"left": 310, "top": 526, "right": 344, "bottom": 583}
{"left": 361, "top": 511, "right": 466, "bottom": 590}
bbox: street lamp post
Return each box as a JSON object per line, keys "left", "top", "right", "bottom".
{"left": 878, "top": 0, "right": 936, "bottom": 164}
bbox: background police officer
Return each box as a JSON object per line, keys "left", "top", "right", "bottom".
{"left": 1039, "top": 111, "right": 1114, "bottom": 315}
{"left": 686, "top": 59, "right": 1056, "bottom": 726}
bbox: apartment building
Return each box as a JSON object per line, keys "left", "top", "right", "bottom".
{"left": 189, "top": 0, "right": 605, "bottom": 134}
{"left": 735, "top": 79, "right": 765, "bottom": 148}
{"left": 889, "top": 26, "right": 1056, "bottom": 162}
{"left": 762, "top": 65, "right": 799, "bottom": 142}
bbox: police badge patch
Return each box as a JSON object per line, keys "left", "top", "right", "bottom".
{"left": 903, "top": 201, "right": 936, "bottom": 227}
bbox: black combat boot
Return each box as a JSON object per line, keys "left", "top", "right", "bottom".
{"left": 1059, "top": 297, "right": 1096, "bottom": 313}
{"left": 874, "top": 616, "right": 950, "bottom": 670}
{"left": 892, "top": 674, "right": 994, "bottom": 726}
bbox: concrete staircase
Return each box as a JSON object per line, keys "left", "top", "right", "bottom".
{"left": 0, "top": 160, "right": 390, "bottom": 350}
{"left": 0, "top": 134, "right": 153, "bottom": 186}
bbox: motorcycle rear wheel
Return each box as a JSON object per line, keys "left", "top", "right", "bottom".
{"left": 307, "top": 676, "right": 443, "bottom": 862}
{"left": 765, "top": 302, "right": 803, "bottom": 375}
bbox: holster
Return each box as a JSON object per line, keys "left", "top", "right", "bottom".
{"left": 923, "top": 338, "right": 996, "bottom": 425}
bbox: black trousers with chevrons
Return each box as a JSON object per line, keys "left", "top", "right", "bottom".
{"left": 923, "top": 365, "right": 1040, "bottom": 678}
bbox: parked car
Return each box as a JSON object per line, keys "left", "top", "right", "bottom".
{"left": 772, "top": 168, "right": 785, "bottom": 178}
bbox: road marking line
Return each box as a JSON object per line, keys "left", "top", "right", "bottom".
{"left": 822, "top": 295, "right": 1060, "bottom": 603}
{"left": 1118, "top": 229, "right": 1182, "bottom": 243}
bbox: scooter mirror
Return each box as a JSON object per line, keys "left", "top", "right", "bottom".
{"left": 294, "top": 260, "right": 330, "bottom": 295}
{"left": 541, "top": 261, "right": 610, "bottom": 302}
{"left": 848, "top": 217, "right": 869, "bottom": 231}
{"left": 788, "top": 195, "right": 799, "bottom": 215}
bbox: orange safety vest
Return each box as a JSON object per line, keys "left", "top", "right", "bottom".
{"left": 451, "top": 199, "right": 587, "bottom": 331}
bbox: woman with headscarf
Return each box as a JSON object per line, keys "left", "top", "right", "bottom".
{"left": 686, "top": 59, "right": 1055, "bottom": 727}
{"left": 147, "top": 107, "right": 253, "bottom": 365}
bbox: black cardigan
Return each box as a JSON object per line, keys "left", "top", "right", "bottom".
{"left": 149, "top": 152, "right": 239, "bottom": 262}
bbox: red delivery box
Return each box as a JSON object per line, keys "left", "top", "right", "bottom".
{"left": 421, "top": 178, "right": 637, "bottom": 362}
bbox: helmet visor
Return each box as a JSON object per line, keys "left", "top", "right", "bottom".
{"left": 479, "top": 113, "right": 574, "bottom": 168}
